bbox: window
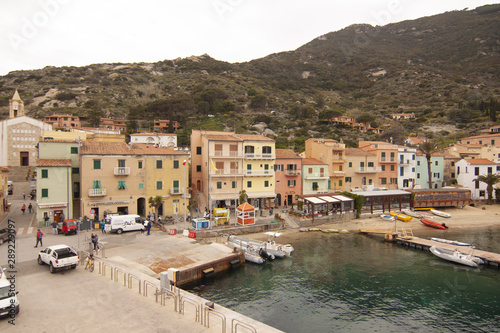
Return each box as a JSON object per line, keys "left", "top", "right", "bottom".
{"left": 451, "top": 173, "right": 455, "bottom": 178}
{"left": 217, "top": 182, "right": 222, "bottom": 189}
{"left": 417, "top": 173, "right": 420, "bottom": 179}
{"left": 475, "top": 180, "right": 480, "bottom": 189}
{"left": 41, "top": 189, "right": 48, "bottom": 197}
{"left": 417, "top": 161, "right": 420, "bottom": 166}
{"left": 381, "top": 178, "right": 387, "bottom": 185}
{"left": 156, "top": 160, "right": 163, "bottom": 169}
{"left": 156, "top": 181, "right": 163, "bottom": 190}
{"left": 381, "top": 165, "right": 386, "bottom": 171}
{"left": 247, "top": 181, "right": 252, "bottom": 188}
{"left": 262, "top": 146, "right": 272, "bottom": 154}
{"left": 451, "top": 161, "right": 455, "bottom": 166}
{"left": 435, "top": 161, "right": 439, "bottom": 166}
{"left": 360, "top": 162, "right": 364, "bottom": 168}
{"left": 390, "top": 165, "right": 395, "bottom": 171}
{"left": 288, "top": 180, "right": 296, "bottom": 187}
{"left": 474, "top": 167, "right": 480, "bottom": 176}
{"left": 488, "top": 167, "right": 492, "bottom": 174}
{"left": 118, "top": 160, "right": 125, "bottom": 168}
{"left": 339, "top": 180, "right": 343, "bottom": 186}
{"left": 196, "top": 165, "right": 202, "bottom": 172}
{"left": 312, "top": 182, "right": 319, "bottom": 191}
{"left": 138, "top": 161, "right": 143, "bottom": 169}
{"left": 93, "top": 180, "right": 101, "bottom": 189}
{"left": 196, "top": 147, "right": 202, "bottom": 155}
{"left": 264, "top": 181, "right": 269, "bottom": 187}
{"left": 72, "top": 167, "right": 79, "bottom": 174}
{"left": 349, "top": 162, "right": 352, "bottom": 167}
{"left": 345, "top": 177, "right": 352, "bottom": 183}
{"left": 93, "top": 160, "right": 101, "bottom": 169}
{"left": 173, "top": 160, "right": 179, "bottom": 169}
{"left": 381, "top": 152, "right": 386, "bottom": 161}
{"left": 70, "top": 147, "right": 78, "bottom": 154}
{"left": 139, "top": 183, "right": 144, "bottom": 189}
{"left": 232, "top": 181, "right": 236, "bottom": 189}
{"left": 275, "top": 164, "right": 283, "bottom": 171}
{"left": 41, "top": 169, "right": 48, "bottom": 178}
{"left": 400, "top": 167, "right": 404, "bottom": 176}
{"left": 245, "top": 146, "right": 255, "bottom": 154}
{"left": 118, "top": 181, "right": 126, "bottom": 190}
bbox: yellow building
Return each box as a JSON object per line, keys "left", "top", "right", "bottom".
{"left": 344, "top": 148, "right": 380, "bottom": 191}
{"left": 79, "top": 142, "right": 189, "bottom": 220}
{"left": 191, "top": 130, "right": 275, "bottom": 213}
{"left": 305, "top": 138, "right": 346, "bottom": 192}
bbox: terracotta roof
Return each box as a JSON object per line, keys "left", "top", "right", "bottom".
{"left": 302, "top": 158, "right": 326, "bottom": 165}
{"left": 205, "top": 133, "right": 242, "bottom": 141}
{"left": 275, "top": 149, "right": 300, "bottom": 159}
{"left": 345, "top": 148, "right": 376, "bottom": 156}
{"left": 37, "top": 159, "right": 72, "bottom": 167}
{"left": 130, "top": 133, "right": 176, "bottom": 137}
{"left": 81, "top": 141, "right": 133, "bottom": 155}
{"left": 233, "top": 134, "right": 274, "bottom": 141}
{"left": 131, "top": 143, "right": 189, "bottom": 156}
{"left": 465, "top": 158, "right": 498, "bottom": 165}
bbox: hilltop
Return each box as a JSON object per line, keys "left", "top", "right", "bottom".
{"left": 0, "top": 4, "right": 499, "bottom": 150}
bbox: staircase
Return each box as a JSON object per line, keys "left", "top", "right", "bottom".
{"left": 7, "top": 166, "right": 35, "bottom": 182}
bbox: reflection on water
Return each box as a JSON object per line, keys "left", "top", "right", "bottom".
{"left": 187, "top": 229, "right": 500, "bottom": 333}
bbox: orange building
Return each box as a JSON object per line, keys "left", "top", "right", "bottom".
{"left": 44, "top": 114, "right": 81, "bottom": 129}
{"left": 358, "top": 141, "right": 399, "bottom": 189}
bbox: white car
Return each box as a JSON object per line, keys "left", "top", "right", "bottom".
{"left": 0, "top": 266, "right": 19, "bottom": 319}
{"left": 37, "top": 245, "right": 79, "bottom": 273}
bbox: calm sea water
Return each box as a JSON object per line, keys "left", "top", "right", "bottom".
{"left": 187, "top": 227, "right": 500, "bottom": 333}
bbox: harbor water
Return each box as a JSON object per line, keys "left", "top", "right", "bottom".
{"left": 187, "top": 227, "right": 500, "bottom": 332}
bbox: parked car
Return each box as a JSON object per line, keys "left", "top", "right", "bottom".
{"left": 104, "top": 214, "right": 146, "bottom": 234}
{"left": 57, "top": 219, "right": 78, "bottom": 235}
{"left": 0, "top": 266, "right": 19, "bottom": 319}
{"left": 7, "top": 181, "right": 13, "bottom": 195}
{"left": 37, "top": 245, "right": 79, "bottom": 273}
{"left": 0, "top": 228, "right": 15, "bottom": 246}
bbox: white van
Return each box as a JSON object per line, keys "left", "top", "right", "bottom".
{"left": 104, "top": 214, "right": 146, "bottom": 234}
{"left": 0, "top": 266, "right": 19, "bottom": 320}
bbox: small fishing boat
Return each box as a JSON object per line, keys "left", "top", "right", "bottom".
{"left": 264, "top": 232, "right": 295, "bottom": 256}
{"left": 430, "top": 209, "right": 451, "bottom": 218}
{"left": 430, "top": 237, "right": 473, "bottom": 247}
{"left": 380, "top": 214, "right": 396, "bottom": 221}
{"left": 228, "top": 235, "right": 279, "bottom": 260}
{"left": 430, "top": 246, "right": 483, "bottom": 267}
{"left": 420, "top": 218, "right": 448, "bottom": 230}
{"left": 389, "top": 212, "right": 412, "bottom": 222}
{"left": 402, "top": 209, "right": 423, "bottom": 218}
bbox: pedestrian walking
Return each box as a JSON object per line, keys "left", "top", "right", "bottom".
{"left": 52, "top": 221, "right": 58, "bottom": 235}
{"left": 21, "top": 203, "right": 26, "bottom": 214}
{"left": 28, "top": 203, "right": 33, "bottom": 213}
{"left": 147, "top": 220, "right": 152, "bottom": 236}
{"left": 142, "top": 219, "right": 147, "bottom": 234}
{"left": 44, "top": 214, "right": 50, "bottom": 227}
{"left": 100, "top": 220, "right": 106, "bottom": 233}
{"left": 34, "top": 229, "right": 43, "bottom": 248}
{"left": 23, "top": 192, "right": 26, "bottom": 200}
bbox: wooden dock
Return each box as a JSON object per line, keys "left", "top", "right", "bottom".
{"left": 397, "top": 237, "right": 500, "bottom": 269}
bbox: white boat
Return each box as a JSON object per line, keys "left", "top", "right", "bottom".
{"left": 402, "top": 209, "right": 423, "bottom": 218}
{"left": 229, "top": 235, "right": 284, "bottom": 258}
{"left": 380, "top": 214, "right": 396, "bottom": 221}
{"left": 264, "top": 232, "right": 295, "bottom": 257}
{"left": 227, "top": 236, "right": 275, "bottom": 263}
{"left": 429, "top": 246, "right": 483, "bottom": 267}
{"left": 430, "top": 237, "right": 474, "bottom": 247}
{"left": 430, "top": 209, "right": 451, "bottom": 218}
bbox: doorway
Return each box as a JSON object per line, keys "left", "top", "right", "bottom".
{"left": 20, "top": 152, "right": 29, "bottom": 166}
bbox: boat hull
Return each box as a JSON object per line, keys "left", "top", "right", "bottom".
{"left": 430, "top": 237, "right": 473, "bottom": 247}
{"left": 420, "top": 218, "right": 448, "bottom": 230}
{"left": 430, "top": 246, "right": 479, "bottom": 267}
{"left": 430, "top": 209, "right": 451, "bottom": 218}
{"left": 389, "top": 212, "right": 412, "bottom": 222}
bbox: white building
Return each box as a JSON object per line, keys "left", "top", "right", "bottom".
{"left": 129, "top": 133, "right": 177, "bottom": 148}
{"left": 397, "top": 147, "right": 416, "bottom": 190}
{"left": 456, "top": 158, "right": 500, "bottom": 199}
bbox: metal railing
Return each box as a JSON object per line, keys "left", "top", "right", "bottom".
{"left": 143, "top": 280, "right": 160, "bottom": 303}
{"left": 114, "top": 267, "right": 127, "bottom": 286}
{"left": 204, "top": 306, "right": 227, "bottom": 333}
{"left": 180, "top": 295, "right": 200, "bottom": 322}
{"left": 232, "top": 319, "right": 257, "bottom": 333}
{"left": 128, "top": 273, "right": 142, "bottom": 294}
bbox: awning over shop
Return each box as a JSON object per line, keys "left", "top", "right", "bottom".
{"left": 304, "top": 197, "right": 326, "bottom": 204}
{"left": 38, "top": 203, "right": 67, "bottom": 209}
{"left": 246, "top": 191, "right": 276, "bottom": 199}
{"left": 318, "top": 196, "right": 340, "bottom": 203}
{"left": 331, "top": 195, "right": 354, "bottom": 202}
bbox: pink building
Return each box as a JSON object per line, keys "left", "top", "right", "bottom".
{"left": 274, "top": 149, "right": 302, "bottom": 207}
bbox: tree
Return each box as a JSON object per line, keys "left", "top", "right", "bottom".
{"left": 474, "top": 173, "right": 500, "bottom": 205}
{"left": 148, "top": 196, "right": 163, "bottom": 223}
{"left": 417, "top": 141, "right": 439, "bottom": 189}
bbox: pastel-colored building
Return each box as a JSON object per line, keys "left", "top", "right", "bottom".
{"left": 415, "top": 154, "right": 444, "bottom": 189}
{"left": 305, "top": 138, "right": 346, "bottom": 192}
{"left": 358, "top": 141, "right": 399, "bottom": 189}
{"left": 43, "top": 114, "right": 82, "bottom": 129}
{"left": 344, "top": 148, "right": 379, "bottom": 191}
{"left": 398, "top": 146, "right": 417, "bottom": 190}
{"left": 456, "top": 158, "right": 500, "bottom": 200}
{"left": 36, "top": 158, "right": 73, "bottom": 225}
{"left": 130, "top": 133, "right": 178, "bottom": 148}
{"left": 79, "top": 142, "right": 189, "bottom": 220}
{"left": 275, "top": 149, "right": 302, "bottom": 207}
{"left": 154, "top": 120, "right": 179, "bottom": 132}
{"left": 301, "top": 158, "right": 329, "bottom": 195}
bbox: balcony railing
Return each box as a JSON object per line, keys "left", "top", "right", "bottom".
{"left": 244, "top": 153, "right": 276, "bottom": 159}
{"left": 114, "top": 167, "right": 130, "bottom": 175}
{"left": 399, "top": 160, "right": 414, "bottom": 166}
{"left": 285, "top": 169, "right": 300, "bottom": 176}
{"left": 355, "top": 167, "right": 381, "bottom": 173}
{"left": 380, "top": 157, "right": 396, "bottom": 162}
{"left": 333, "top": 171, "right": 345, "bottom": 175}
{"left": 210, "top": 169, "right": 244, "bottom": 177}
{"left": 88, "top": 188, "right": 106, "bottom": 197}
{"left": 244, "top": 170, "right": 275, "bottom": 176}
{"left": 211, "top": 151, "right": 243, "bottom": 158}
{"left": 170, "top": 187, "right": 185, "bottom": 195}
{"left": 304, "top": 173, "right": 329, "bottom": 179}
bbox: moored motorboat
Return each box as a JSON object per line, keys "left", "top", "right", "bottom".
{"left": 389, "top": 212, "right": 412, "bottom": 222}
{"left": 429, "top": 246, "right": 482, "bottom": 267}
{"left": 228, "top": 235, "right": 279, "bottom": 260}
{"left": 430, "top": 209, "right": 451, "bottom": 218}
{"left": 381, "top": 214, "right": 396, "bottom": 221}
{"left": 430, "top": 237, "right": 473, "bottom": 247}
{"left": 420, "top": 218, "right": 448, "bottom": 230}
{"left": 264, "top": 232, "right": 294, "bottom": 256}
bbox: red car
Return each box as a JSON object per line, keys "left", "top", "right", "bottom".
{"left": 57, "top": 219, "right": 78, "bottom": 235}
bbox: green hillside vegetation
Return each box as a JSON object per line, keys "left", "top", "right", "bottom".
{"left": 0, "top": 5, "right": 499, "bottom": 151}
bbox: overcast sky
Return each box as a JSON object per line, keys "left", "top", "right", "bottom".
{"left": 0, "top": 0, "right": 496, "bottom": 75}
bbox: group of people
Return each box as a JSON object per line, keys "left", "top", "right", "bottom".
{"left": 21, "top": 203, "right": 33, "bottom": 214}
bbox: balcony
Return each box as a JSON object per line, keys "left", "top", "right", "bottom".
{"left": 333, "top": 171, "right": 345, "bottom": 175}
{"left": 399, "top": 160, "right": 414, "bottom": 166}
{"left": 244, "top": 170, "right": 275, "bottom": 177}
{"left": 285, "top": 169, "right": 300, "bottom": 176}
{"left": 304, "top": 173, "right": 329, "bottom": 180}
{"left": 170, "top": 187, "right": 185, "bottom": 195}
{"left": 211, "top": 151, "right": 243, "bottom": 158}
{"left": 244, "top": 153, "right": 276, "bottom": 160}
{"left": 210, "top": 169, "right": 244, "bottom": 177}
{"left": 380, "top": 157, "right": 396, "bottom": 163}
{"left": 114, "top": 167, "right": 130, "bottom": 176}
{"left": 88, "top": 188, "right": 106, "bottom": 197}
{"left": 355, "top": 167, "right": 381, "bottom": 173}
